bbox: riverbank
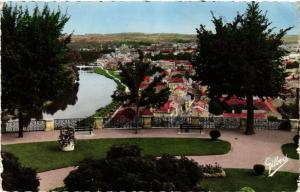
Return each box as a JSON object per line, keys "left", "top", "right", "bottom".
{"left": 94, "top": 67, "right": 126, "bottom": 91}
{"left": 80, "top": 67, "right": 125, "bottom": 125}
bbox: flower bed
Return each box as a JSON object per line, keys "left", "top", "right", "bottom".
{"left": 58, "top": 128, "right": 75, "bottom": 151}
{"left": 200, "top": 163, "right": 226, "bottom": 178}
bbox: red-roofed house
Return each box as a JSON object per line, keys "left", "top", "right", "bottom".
{"left": 190, "top": 100, "right": 209, "bottom": 117}
{"left": 168, "top": 77, "right": 187, "bottom": 89}
{"left": 139, "top": 82, "right": 149, "bottom": 90}
{"left": 153, "top": 100, "right": 178, "bottom": 117}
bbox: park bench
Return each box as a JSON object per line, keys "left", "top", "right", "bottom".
{"left": 179, "top": 123, "right": 203, "bottom": 134}
{"left": 73, "top": 126, "right": 93, "bottom": 135}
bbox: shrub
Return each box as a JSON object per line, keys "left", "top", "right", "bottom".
{"left": 278, "top": 103, "right": 298, "bottom": 119}
{"left": 279, "top": 120, "right": 291, "bottom": 131}
{"left": 221, "top": 101, "right": 233, "bottom": 113}
{"left": 253, "top": 164, "right": 265, "bottom": 175}
{"left": 64, "top": 145, "right": 204, "bottom": 191}
{"left": 240, "top": 186, "right": 255, "bottom": 192}
{"left": 234, "top": 105, "right": 243, "bottom": 114}
{"left": 209, "top": 100, "right": 223, "bottom": 115}
{"left": 210, "top": 130, "right": 221, "bottom": 140}
{"left": 267, "top": 116, "right": 278, "bottom": 121}
{"left": 293, "top": 135, "right": 299, "bottom": 145}
{"left": 106, "top": 144, "right": 142, "bottom": 159}
{"left": 1, "top": 152, "right": 39, "bottom": 191}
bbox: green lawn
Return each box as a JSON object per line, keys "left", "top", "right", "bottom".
{"left": 202, "top": 169, "right": 298, "bottom": 192}
{"left": 2, "top": 138, "right": 230, "bottom": 172}
{"left": 282, "top": 143, "right": 298, "bottom": 159}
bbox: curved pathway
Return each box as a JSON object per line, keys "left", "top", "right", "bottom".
{"left": 2, "top": 128, "right": 298, "bottom": 191}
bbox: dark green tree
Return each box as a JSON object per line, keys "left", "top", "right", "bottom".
{"left": 2, "top": 152, "right": 40, "bottom": 191}
{"left": 1, "top": 4, "right": 76, "bottom": 137}
{"left": 193, "top": 2, "right": 291, "bottom": 134}
{"left": 113, "top": 51, "right": 170, "bottom": 133}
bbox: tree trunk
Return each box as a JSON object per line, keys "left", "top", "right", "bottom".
{"left": 18, "top": 108, "right": 24, "bottom": 138}
{"left": 245, "top": 95, "right": 255, "bottom": 135}
{"left": 135, "top": 105, "right": 140, "bottom": 134}
{"left": 296, "top": 88, "right": 299, "bottom": 119}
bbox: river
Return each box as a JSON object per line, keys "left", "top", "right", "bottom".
{"left": 42, "top": 69, "right": 117, "bottom": 119}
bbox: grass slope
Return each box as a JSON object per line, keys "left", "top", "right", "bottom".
{"left": 282, "top": 143, "right": 298, "bottom": 159}
{"left": 2, "top": 138, "right": 231, "bottom": 172}
{"left": 202, "top": 168, "right": 297, "bottom": 192}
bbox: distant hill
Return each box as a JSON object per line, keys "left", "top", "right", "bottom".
{"left": 71, "top": 33, "right": 196, "bottom": 44}
{"left": 70, "top": 33, "right": 298, "bottom": 45}
{"left": 282, "top": 35, "right": 298, "bottom": 44}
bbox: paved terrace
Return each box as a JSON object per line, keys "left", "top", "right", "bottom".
{"left": 1, "top": 128, "right": 299, "bottom": 191}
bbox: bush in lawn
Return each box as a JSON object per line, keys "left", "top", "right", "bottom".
{"left": 234, "top": 105, "right": 243, "bottom": 114}
{"left": 267, "top": 116, "right": 278, "bottom": 121}
{"left": 209, "top": 130, "right": 221, "bottom": 140}
{"left": 293, "top": 135, "right": 299, "bottom": 145}
{"left": 64, "top": 145, "right": 204, "bottom": 191}
{"left": 221, "top": 101, "right": 233, "bottom": 113}
{"left": 1, "top": 152, "right": 40, "bottom": 191}
{"left": 253, "top": 164, "right": 265, "bottom": 175}
{"left": 279, "top": 120, "right": 291, "bottom": 131}
{"left": 278, "top": 103, "right": 298, "bottom": 119}
{"left": 106, "top": 144, "right": 142, "bottom": 159}
{"left": 209, "top": 100, "right": 223, "bottom": 115}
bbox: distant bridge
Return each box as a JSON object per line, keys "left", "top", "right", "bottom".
{"left": 76, "top": 65, "right": 101, "bottom": 70}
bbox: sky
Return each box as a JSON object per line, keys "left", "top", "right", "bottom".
{"left": 10, "top": 1, "right": 299, "bottom": 35}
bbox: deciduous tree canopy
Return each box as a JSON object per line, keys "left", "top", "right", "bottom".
{"left": 1, "top": 4, "right": 77, "bottom": 137}
{"left": 193, "top": 2, "right": 291, "bottom": 134}
{"left": 113, "top": 51, "right": 170, "bottom": 133}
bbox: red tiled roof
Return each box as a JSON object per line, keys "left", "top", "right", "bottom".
{"left": 112, "top": 107, "right": 153, "bottom": 121}
{"left": 195, "top": 100, "right": 207, "bottom": 105}
{"left": 111, "top": 108, "right": 136, "bottom": 122}
{"left": 139, "top": 82, "right": 149, "bottom": 89}
{"left": 160, "top": 70, "right": 168, "bottom": 75}
{"left": 172, "top": 70, "right": 185, "bottom": 73}
{"left": 159, "top": 101, "right": 175, "bottom": 113}
{"left": 159, "top": 59, "right": 175, "bottom": 62}
{"left": 144, "top": 76, "right": 151, "bottom": 82}
{"left": 221, "top": 96, "right": 277, "bottom": 113}
{"left": 156, "top": 83, "right": 167, "bottom": 91}
{"left": 141, "top": 109, "right": 153, "bottom": 116}
{"left": 146, "top": 48, "right": 156, "bottom": 51}
{"left": 168, "top": 78, "right": 185, "bottom": 83}
{"left": 160, "top": 50, "right": 173, "bottom": 53}
{"left": 174, "top": 86, "right": 186, "bottom": 91}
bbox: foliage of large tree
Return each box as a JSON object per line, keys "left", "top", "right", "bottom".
{"left": 193, "top": 2, "right": 291, "bottom": 134}
{"left": 1, "top": 4, "right": 76, "bottom": 137}
{"left": 113, "top": 51, "right": 170, "bottom": 133}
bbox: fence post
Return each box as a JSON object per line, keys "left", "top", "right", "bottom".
{"left": 290, "top": 119, "right": 299, "bottom": 132}
{"left": 45, "top": 119, "right": 54, "bottom": 131}
{"left": 240, "top": 118, "right": 247, "bottom": 130}
{"left": 94, "top": 117, "right": 103, "bottom": 129}
{"left": 142, "top": 115, "right": 152, "bottom": 128}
